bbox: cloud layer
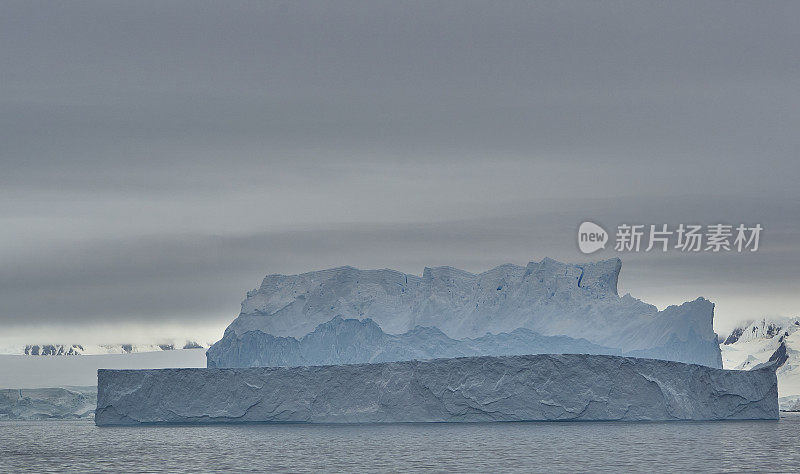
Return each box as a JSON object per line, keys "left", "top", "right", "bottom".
{"left": 1, "top": 1, "right": 798, "bottom": 342}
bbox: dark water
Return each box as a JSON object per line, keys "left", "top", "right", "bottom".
{"left": 2, "top": 414, "right": 799, "bottom": 473}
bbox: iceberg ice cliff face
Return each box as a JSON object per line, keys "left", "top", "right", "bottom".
{"left": 211, "top": 258, "right": 722, "bottom": 368}
{"left": 1, "top": 387, "right": 96, "bottom": 420}
{"left": 207, "top": 316, "right": 620, "bottom": 368}
{"left": 95, "top": 354, "right": 777, "bottom": 425}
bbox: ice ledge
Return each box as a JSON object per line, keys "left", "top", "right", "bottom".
{"left": 95, "top": 354, "right": 778, "bottom": 426}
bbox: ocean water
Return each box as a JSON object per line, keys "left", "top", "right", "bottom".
{"left": 2, "top": 414, "right": 799, "bottom": 473}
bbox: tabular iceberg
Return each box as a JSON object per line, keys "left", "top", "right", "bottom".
{"left": 1, "top": 387, "right": 96, "bottom": 420}
{"left": 95, "top": 354, "right": 778, "bottom": 425}
{"left": 211, "top": 258, "right": 722, "bottom": 369}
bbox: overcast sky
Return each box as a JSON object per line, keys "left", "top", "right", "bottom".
{"left": 1, "top": 1, "right": 798, "bottom": 344}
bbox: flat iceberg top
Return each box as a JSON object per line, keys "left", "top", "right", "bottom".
{"left": 96, "top": 353, "right": 778, "bottom": 425}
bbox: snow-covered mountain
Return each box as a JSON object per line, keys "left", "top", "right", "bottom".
{"left": 721, "top": 317, "right": 800, "bottom": 400}
{"left": 211, "top": 258, "right": 722, "bottom": 368}
{"left": 780, "top": 395, "right": 800, "bottom": 412}
{"left": 1, "top": 341, "right": 209, "bottom": 356}
{"left": 1, "top": 350, "right": 208, "bottom": 389}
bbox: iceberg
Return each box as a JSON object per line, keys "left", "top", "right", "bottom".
{"left": 211, "top": 258, "right": 722, "bottom": 368}
{"left": 95, "top": 354, "right": 777, "bottom": 425}
{"left": 1, "top": 386, "right": 96, "bottom": 420}
{"left": 207, "top": 316, "right": 620, "bottom": 368}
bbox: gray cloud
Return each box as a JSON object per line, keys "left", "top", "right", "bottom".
{"left": 1, "top": 195, "right": 796, "bottom": 336}
{"left": 1, "top": 1, "right": 798, "bottom": 341}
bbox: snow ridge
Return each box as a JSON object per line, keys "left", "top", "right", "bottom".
{"left": 1, "top": 341, "right": 210, "bottom": 356}
{"left": 721, "top": 317, "right": 800, "bottom": 399}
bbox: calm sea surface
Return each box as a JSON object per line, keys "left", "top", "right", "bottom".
{"left": 2, "top": 414, "right": 799, "bottom": 473}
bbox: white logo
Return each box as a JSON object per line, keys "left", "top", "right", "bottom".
{"left": 577, "top": 221, "right": 762, "bottom": 254}
{"left": 578, "top": 221, "right": 608, "bottom": 254}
